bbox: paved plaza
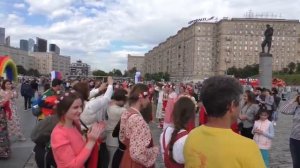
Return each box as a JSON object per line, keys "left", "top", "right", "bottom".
{"left": 0, "top": 96, "right": 295, "bottom": 168}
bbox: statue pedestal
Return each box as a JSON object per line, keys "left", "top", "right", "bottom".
{"left": 259, "top": 53, "right": 272, "bottom": 89}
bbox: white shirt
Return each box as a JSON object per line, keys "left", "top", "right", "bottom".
{"left": 158, "top": 90, "right": 163, "bottom": 103}
{"left": 80, "top": 85, "right": 114, "bottom": 128}
{"left": 159, "top": 127, "right": 188, "bottom": 164}
{"left": 89, "top": 88, "right": 100, "bottom": 100}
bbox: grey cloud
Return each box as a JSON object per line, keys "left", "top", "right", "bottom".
{"left": 1, "top": 0, "right": 300, "bottom": 72}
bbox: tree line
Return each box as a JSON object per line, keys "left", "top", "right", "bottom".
{"left": 17, "top": 65, "right": 41, "bottom": 77}
{"left": 92, "top": 67, "right": 137, "bottom": 77}
{"left": 92, "top": 67, "right": 170, "bottom": 81}
{"left": 144, "top": 72, "right": 170, "bottom": 81}
{"left": 226, "top": 62, "right": 300, "bottom": 78}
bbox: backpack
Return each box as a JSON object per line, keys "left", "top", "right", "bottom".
{"left": 31, "top": 95, "right": 42, "bottom": 117}
{"left": 31, "top": 116, "right": 59, "bottom": 168}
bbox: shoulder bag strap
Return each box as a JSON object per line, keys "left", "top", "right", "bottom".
{"left": 175, "top": 130, "right": 189, "bottom": 141}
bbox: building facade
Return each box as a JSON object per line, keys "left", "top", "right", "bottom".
{"left": 0, "top": 45, "right": 71, "bottom": 77}
{"left": 127, "top": 54, "right": 145, "bottom": 74}
{"left": 70, "top": 60, "right": 90, "bottom": 77}
{"left": 36, "top": 37, "right": 47, "bottom": 52}
{"left": 0, "top": 28, "right": 5, "bottom": 45}
{"left": 0, "top": 44, "right": 36, "bottom": 70}
{"left": 144, "top": 18, "right": 300, "bottom": 81}
{"left": 5, "top": 36, "right": 10, "bottom": 46}
{"left": 30, "top": 52, "right": 70, "bottom": 77}
{"left": 20, "top": 39, "right": 29, "bottom": 51}
{"left": 49, "top": 44, "right": 60, "bottom": 55}
{"left": 28, "top": 38, "right": 35, "bottom": 52}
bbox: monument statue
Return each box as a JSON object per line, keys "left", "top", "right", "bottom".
{"left": 261, "top": 24, "right": 274, "bottom": 54}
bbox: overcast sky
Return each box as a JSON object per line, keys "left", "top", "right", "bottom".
{"left": 0, "top": 0, "right": 299, "bottom": 72}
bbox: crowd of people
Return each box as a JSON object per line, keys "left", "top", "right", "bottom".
{"left": 0, "top": 75, "right": 299, "bottom": 168}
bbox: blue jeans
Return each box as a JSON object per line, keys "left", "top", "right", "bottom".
{"left": 272, "top": 111, "right": 279, "bottom": 122}
{"left": 290, "top": 138, "right": 300, "bottom": 168}
{"left": 260, "top": 149, "right": 269, "bottom": 168}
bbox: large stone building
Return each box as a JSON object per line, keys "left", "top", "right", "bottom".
{"left": 20, "top": 39, "right": 29, "bottom": 51}
{"left": 36, "top": 37, "right": 47, "bottom": 52}
{"left": 0, "top": 44, "right": 71, "bottom": 77}
{"left": 127, "top": 54, "right": 145, "bottom": 74}
{"left": 0, "top": 44, "right": 36, "bottom": 70}
{"left": 30, "top": 52, "right": 70, "bottom": 77}
{"left": 70, "top": 60, "right": 90, "bottom": 77}
{"left": 49, "top": 44, "right": 60, "bottom": 55}
{"left": 144, "top": 17, "right": 300, "bottom": 81}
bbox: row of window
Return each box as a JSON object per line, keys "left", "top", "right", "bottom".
{"left": 234, "top": 23, "right": 297, "bottom": 30}
{"left": 232, "top": 30, "right": 296, "bottom": 36}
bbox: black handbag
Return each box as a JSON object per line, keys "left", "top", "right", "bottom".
{"left": 111, "top": 120, "right": 126, "bottom": 168}
{"left": 98, "top": 143, "right": 109, "bottom": 168}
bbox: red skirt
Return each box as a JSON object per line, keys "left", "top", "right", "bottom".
{"left": 162, "top": 100, "right": 168, "bottom": 111}
{"left": 120, "top": 139, "right": 155, "bottom": 168}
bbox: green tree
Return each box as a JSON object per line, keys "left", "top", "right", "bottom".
{"left": 163, "top": 72, "right": 170, "bottom": 81}
{"left": 109, "top": 69, "right": 122, "bottom": 76}
{"left": 27, "top": 68, "right": 40, "bottom": 77}
{"left": 282, "top": 67, "right": 289, "bottom": 74}
{"left": 243, "top": 64, "right": 259, "bottom": 78}
{"left": 144, "top": 73, "right": 151, "bottom": 81}
{"left": 288, "top": 62, "right": 296, "bottom": 74}
{"left": 108, "top": 71, "right": 114, "bottom": 76}
{"left": 33, "top": 69, "right": 41, "bottom": 77}
{"left": 128, "top": 67, "right": 137, "bottom": 77}
{"left": 123, "top": 70, "right": 129, "bottom": 77}
{"left": 122, "top": 67, "right": 138, "bottom": 78}
{"left": 227, "top": 64, "right": 258, "bottom": 78}
{"left": 158, "top": 72, "right": 164, "bottom": 80}
{"left": 27, "top": 68, "right": 34, "bottom": 76}
{"left": 17, "top": 65, "right": 27, "bottom": 75}
{"left": 92, "top": 70, "right": 107, "bottom": 76}
{"left": 149, "top": 73, "right": 157, "bottom": 81}
{"left": 296, "top": 63, "right": 300, "bottom": 73}
{"left": 227, "top": 66, "right": 238, "bottom": 77}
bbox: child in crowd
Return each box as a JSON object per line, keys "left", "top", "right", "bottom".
{"left": 160, "top": 96, "right": 195, "bottom": 168}
{"left": 252, "top": 106, "right": 275, "bottom": 168}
